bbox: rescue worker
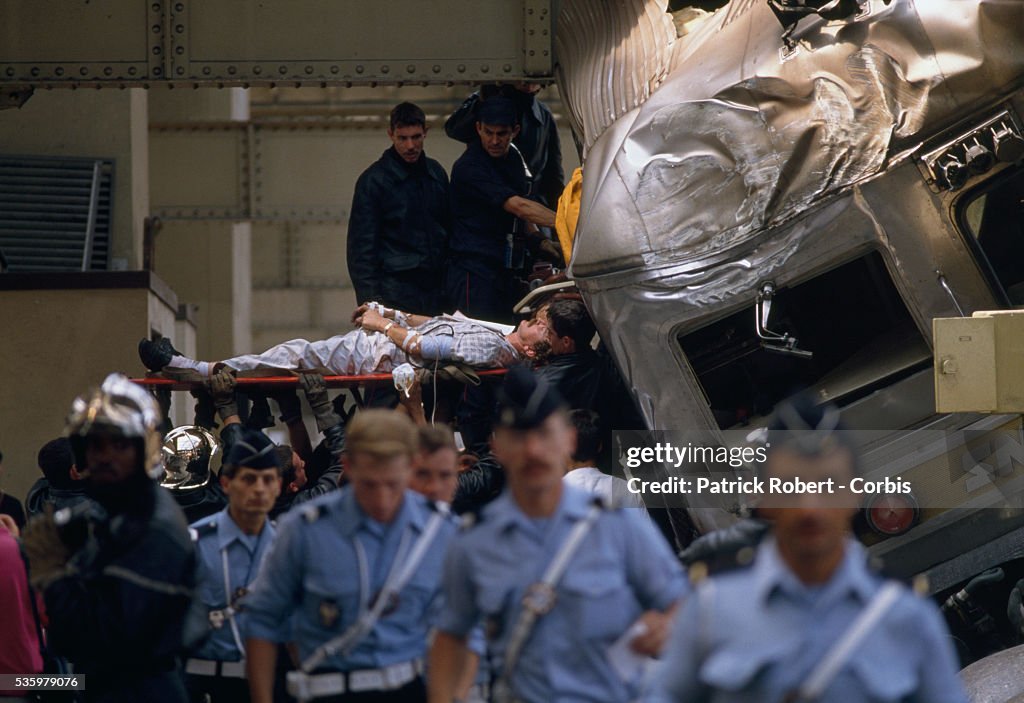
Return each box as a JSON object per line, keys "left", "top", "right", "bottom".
{"left": 429, "top": 367, "right": 687, "bottom": 703}
{"left": 243, "top": 409, "right": 458, "bottom": 703}
{"left": 348, "top": 101, "right": 451, "bottom": 316}
{"left": 643, "top": 396, "right": 969, "bottom": 703}
{"left": 186, "top": 429, "right": 282, "bottom": 703}
{"left": 161, "top": 424, "right": 228, "bottom": 523}
{"left": 21, "top": 373, "right": 200, "bottom": 703}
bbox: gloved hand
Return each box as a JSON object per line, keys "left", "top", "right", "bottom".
{"left": 1008, "top": 578, "right": 1024, "bottom": 640}
{"left": 269, "top": 387, "right": 303, "bottom": 425}
{"left": 21, "top": 509, "right": 73, "bottom": 590}
{"left": 208, "top": 369, "right": 239, "bottom": 422}
{"left": 299, "top": 373, "right": 342, "bottom": 433}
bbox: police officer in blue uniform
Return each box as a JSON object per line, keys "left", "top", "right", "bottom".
{"left": 429, "top": 367, "right": 687, "bottom": 703}
{"left": 186, "top": 429, "right": 281, "bottom": 702}
{"left": 243, "top": 409, "right": 458, "bottom": 703}
{"left": 644, "top": 396, "right": 969, "bottom": 703}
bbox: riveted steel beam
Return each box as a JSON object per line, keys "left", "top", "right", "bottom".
{"left": 0, "top": 1, "right": 555, "bottom": 89}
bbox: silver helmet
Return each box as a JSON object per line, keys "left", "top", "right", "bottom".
{"left": 66, "top": 373, "right": 164, "bottom": 479}
{"left": 160, "top": 425, "right": 220, "bottom": 491}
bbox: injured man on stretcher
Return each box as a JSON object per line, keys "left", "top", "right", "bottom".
{"left": 138, "top": 302, "right": 578, "bottom": 380}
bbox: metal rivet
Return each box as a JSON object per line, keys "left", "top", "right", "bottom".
{"left": 154, "top": 67, "right": 163, "bottom": 76}
{"left": 202, "top": 66, "right": 211, "bottom": 75}
{"left": 228, "top": 65, "right": 237, "bottom": 75}
{"left": 175, "top": 2, "right": 184, "bottom": 10}
{"left": 330, "top": 65, "right": 339, "bottom": 74}
{"left": 151, "top": 3, "right": 160, "bottom": 11}
{"left": 503, "top": 64, "right": 512, "bottom": 72}
{"left": 305, "top": 65, "right": 314, "bottom": 74}
{"left": 279, "top": 65, "right": 288, "bottom": 74}
{"left": 176, "top": 67, "right": 185, "bottom": 75}
{"left": 380, "top": 65, "right": 390, "bottom": 74}
{"left": 253, "top": 65, "right": 262, "bottom": 75}
{"left": 457, "top": 64, "right": 466, "bottom": 73}
{"left": 356, "top": 65, "right": 364, "bottom": 74}
{"left": 432, "top": 65, "right": 441, "bottom": 73}
{"left": 5, "top": 68, "right": 14, "bottom": 77}
{"left": 529, "top": 50, "right": 536, "bottom": 56}
{"left": 175, "top": 24, "right": 184, "bottom": 33}
{"left": 175, "top": 46, "right": 184, "bottom": 55}
{"left": 55, "top": 67, "right": 64, "bottom": 76}
{"left": 406, "top": 64, "right": 415, "bottom": 74}
{"left": 30, "top": 67, "right": 40, "bottom": 76}
{"left": 481, "top": 65, "right": 489, "bottom": 73}
{"left": 153, "top": 46, "right": 162, "bottom": 55}
{"left": 128, "top": 66, "right": 137, "bottom": 76}
{"left": 152, "top": 24, "right": 161, "bottom": 33}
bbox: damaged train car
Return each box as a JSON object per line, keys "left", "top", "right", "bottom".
{"left": 555, "top": 0, "right": 1024, "bottom": 664}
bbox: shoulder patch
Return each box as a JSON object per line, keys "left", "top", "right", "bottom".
{"left": 190, "top": 520, "right": 218, "bottom": 541}
{"left": 303, "top": 504, "right": 328, "bottom": 523}
{"left": 459, "top": 512, "right": 480, "bottom": 531}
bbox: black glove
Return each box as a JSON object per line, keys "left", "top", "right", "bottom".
{"left": 1009, "top": 578, "right": 1024, "bottom": 640}
{"left": 208, "top": 369, "right": 238, "bottom": 422}
{"left": 300, "top": 373, "right": 342, "bottom": 433}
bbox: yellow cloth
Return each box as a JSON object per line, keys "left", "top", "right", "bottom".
{"left": 555, "top": 167, "right": 583, "bottom": 264}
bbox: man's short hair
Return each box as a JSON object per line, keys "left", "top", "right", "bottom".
{"left": 274, "top": 445, "right": 296, "bottom": 485}
{"left": 346, "top": 409, "right": 418, "bottom": 460}
{"left": 38, "top": 437, "right": 76, "bottom": 490}
{"left": 418, "top": 425, "right": 457, "bottom": 455}
{"left": 390, "top": 102, "right": 427, "bottom": 131}
{"left": 568, "top": 410, "right": 601, "bottom": 464}
{"left": 547, "top": 299, "right": 597, "bottom": 351}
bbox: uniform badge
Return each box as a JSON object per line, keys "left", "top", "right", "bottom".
{"left": 208, "top": 608, "right": 226, "bottom": 630}
{"left": 318, "top": 599, "right": 340, "bottom": 628}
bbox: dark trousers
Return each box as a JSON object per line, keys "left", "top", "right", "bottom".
{"left": 445, "top": 261, "right": 516, "bottom": 325}
{"left": 317, "top": 677, "right": 425, "bottom": 703}
{"left": 186, "top": 673, "right": 250, "bottom": 703}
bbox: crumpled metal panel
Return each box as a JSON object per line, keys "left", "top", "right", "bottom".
{"left": 554, "top": 0, "right": 677, "bottom": 156}
{"left": 562, "top": 0, "right": 1024, "bottom": 279}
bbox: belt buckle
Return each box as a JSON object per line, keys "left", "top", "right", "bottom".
{"left": 349, "top": 669, "right": 384, "bottom": 692}
{"left": 522, "top": 582, "right": 556, "bottom": 615}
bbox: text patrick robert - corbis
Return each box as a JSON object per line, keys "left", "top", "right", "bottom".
{"left": 622, "top": 442, "right": 912, "bottom": 496}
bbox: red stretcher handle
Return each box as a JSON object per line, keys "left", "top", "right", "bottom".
{"left": 131, "top": 369, "right": 507, "bottom": 391}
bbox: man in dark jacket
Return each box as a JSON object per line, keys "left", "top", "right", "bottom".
{"left": 347, "top": 101, "right": 451, "bottom": 315}
{"left": 21, "top": 373, "right": 200, "bottom": 703}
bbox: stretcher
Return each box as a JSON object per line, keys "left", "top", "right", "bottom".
{"left": 131, "top": 369, "right": 508, "bottom": 392}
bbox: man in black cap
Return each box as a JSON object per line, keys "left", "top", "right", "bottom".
{"left": 429, "top": 367, "right": 686, "bottom": 703}
{"left": 447, "top": 96, "right": 559, "bottom": 324}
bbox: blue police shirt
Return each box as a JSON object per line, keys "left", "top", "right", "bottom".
{"left": 190, "top": 507, "right": 277, "bottom": 662}
{"left": 643, "top": 537, "right": 969, "bottom": 703}
{"left": 244, "top": 487, "right": 457, "bottom": 671}
{"left": 437, "top": 485, "right": 686, "bottom": 703}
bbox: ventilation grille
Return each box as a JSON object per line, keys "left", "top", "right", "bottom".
{"left": 0, "top": 155, "right": 114, "bottom": 272}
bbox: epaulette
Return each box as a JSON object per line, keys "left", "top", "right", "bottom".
{"left": 686, "top": 544, "right": 758, "bottom": 586}
{"left": 303, "top": 503, "right": 328, "bottom": 523}
{"left": 190, "top": 520, "right": 218, "bottom": 541}
{"left": 459, "top": 511, "right": 481, "bottom": 531}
